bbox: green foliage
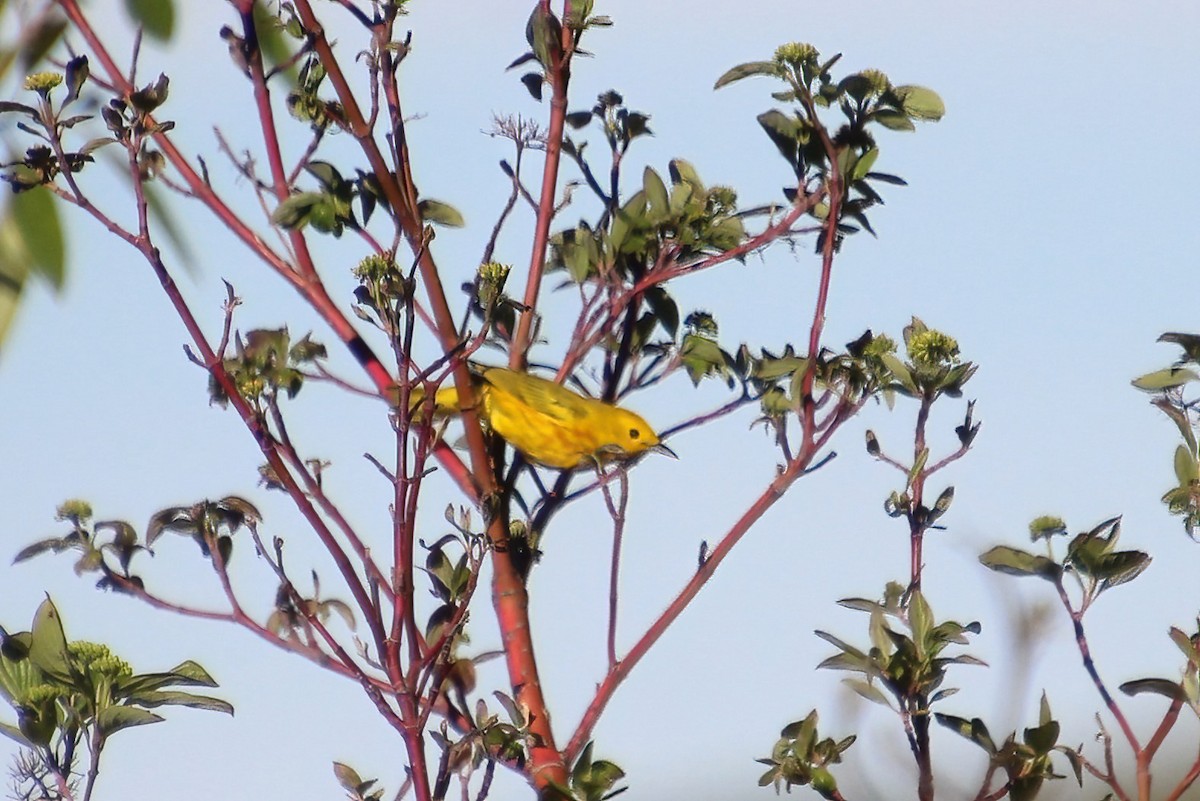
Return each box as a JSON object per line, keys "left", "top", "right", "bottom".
{"left": 716, "top": 43, "right": 943, "bottom": 251}
{"left": 208, "top": 327, "right": 327, "bottom": 412}
{"left": 285, "top": 55, "right": 345, "bottom": 131}
{"left": 545, "top": 155, "right": 743, "bottom": 283}
{"left": 124, "top": 0, "right": 175, "bottom": 41}
{"left": 15, "top": 495, "right": 261, "bottom": 586}
{"left": 937, "top": 694, "right": 1070, "bottom": 801}
{"left": 267, "top": 571, "right": 357, "bottom": 641}
{"left": 429, "top": 691, "right": 538, "bottom": 787}
{"left": 816, "top": 587, "right": 983, "bottom": 713}
{"left": 981, "top": 516, "right": 1150, "bottom": 602}
{"left": 757, "top": 710, "right": 854, "bottom": 798}
{"left": 332, "top": 761, "right": 386, "bottom": 801}
{"left": 565, "top": 741, "right": 626, "bottom": 801}
{"left": 1132, "top": 332, "right": 1200, "bottom": 537}
{"left": 0, "top": 598, "right": 229, "bottom": 798}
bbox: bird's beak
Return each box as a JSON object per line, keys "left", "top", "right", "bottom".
{"left": 651, "top": 442, "right": 678, "bottom": 460}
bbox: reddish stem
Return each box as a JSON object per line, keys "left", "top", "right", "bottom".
{"left": 511, "top": 1, "right": 573, "bottom": 368}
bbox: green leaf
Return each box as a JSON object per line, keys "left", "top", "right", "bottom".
{"left": 908, "top": 589, "right": 932, "bottom": 647}
{"left": 417, "top": 199, "right": 465, "bottom": 228}
{"left": 1024, "top": 720, "right": 1060, "bottom": 755}
{"left": 11, "top": 188, "right": 64, "bottom": 289}
{"left": 642, "top": 167, "right": 669, "bottom": 222}
{"left": 1118, "top": 678, "right": 1185, "bottom": 701}
{"left": 1132, "top": 367, "right": 1198, "bottom": 391}
{"left": 871, "top": 109, "right": 916, "bottom": 132}
{"left": 843, "top": 678, "right": 890, "bottom": 708}
{"left": 12, "top": 536, "right": 79, "bottom": 563}
{"left": 891, "top": 85, "right": 945, "bottom": 121}
{"left": 1168, "top": 626, "right": 1200, "bottom": 664}
{"left": 1095, "top": 550, "right": 1151, "bottom": 591}
{"left": 28, "top": 598, "right": 72, "bottom": 683}
{"left": 17, "top": 16, "right": 67, "bottom": 71}
{"left": 333, "top": 762, "right": 364, "bottom": 792}
{"left": 1060, "top": 747, "right": 1084, "bottom": 787}
{"left": 668, "top": 158, "right": 705, "bottom": 193}
{"left": 116, "top": 659, "right": 219, "bottom": 694}
{"left": 0, "top": 101, "right": 38, "bottom": 116}
{"left": 642, "top": 286, "right": 678, "bottom": 337}
{"left": 934, "top": 713, "right": 996, "bottom": 754}
{"left": 0, "top": 720, "right": 32, "bottom": 747}
{"left": 125, "top": 689, "right": 233, "bottom": 715}
{"left": 96, "top": 704, "right": 163, "bottom": 736}
{"left": 124, "top": 0, "right": 175, "bottom": 40}
{"left": 565, "top": 110, "right": 592, "bottom": 128}
{"left": 908, "top": 447, "right": 929, "bottom": 486}
{"left": 272, "top": 192, "right": 322, "bottom": 229}
{"left": 64, "top": 55, "right": 90, "bottom": 106}
{"left": 713, "top": 60, "right": 781, "bottom": 89}
{"left": 756, "top": 109, "right": 801, "bottom": 164}
{"left": 979, "top": 546, "right": 1062, "bottom": 582}
{"left": 879, "top": 352, "right": 917, "bottom": 394}
{"left": 850, "top": 147, "right": 879, "bottom": 182}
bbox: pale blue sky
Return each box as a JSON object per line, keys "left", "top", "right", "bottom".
{"left": 2, "top": 2, "right": 1200, "bottom": 800}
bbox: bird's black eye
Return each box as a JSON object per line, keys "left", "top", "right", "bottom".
{"left": 628, "top": 427, "right": 641, "bottom": 440}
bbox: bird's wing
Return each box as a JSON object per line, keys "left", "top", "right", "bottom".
{"left": 481, "top": 368, "right": 588, "bottom": 423}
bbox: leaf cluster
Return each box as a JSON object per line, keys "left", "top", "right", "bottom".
{"left": 980, "top": 516, "right": 1151, "bottom": 603}
{"left": 208, "top": 327, "right": 327, "bottom": 411}
{"left": 0, "top": 57, "right": 118, "bottom": 192}
{"left": 0, "top": 598, "right": 230, "bottom": 769}
{"left": 816, "top": 586, "right": 984, "bottom": 714}
{"left": 15, "top": 496, "right": 262, "bottom": 588}
{"left": 545, "top": 158, "right": 743, "bottom": 284}
{"left": 715, "top": 43, "right": 944, "bottom": 249}
{"left": 756, "top": 710, "right": 854, "bottom": 799}
{"left": 430, "top": 691, "right": 538, "bottom": 781}
{"left": 937, "top": 694, "right": 1070, "bottom": 801}
{"left": 1132, "top": 332, "right": 1200, "bottom": 537}
{"left": 267, "top": 570, "right": 356, "bottom": 641}
{"left": 509, "top": 0, "right": 611, "bottom": 102}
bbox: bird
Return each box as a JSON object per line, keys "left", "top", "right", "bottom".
{"left": 407, "top": 366, "right": 675, "bottom": 470}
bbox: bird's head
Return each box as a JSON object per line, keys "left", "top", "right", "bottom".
{"left": 598, "top": 407, "right": 677, "bottom": 462}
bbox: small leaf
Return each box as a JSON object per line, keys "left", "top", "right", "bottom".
{"left": 520, "top": 71, "right": 543, "bottom": 101}
{"left": 97, "top": 705, "right": 163, "bottom": 735}
{"left": 11, "top": 188, "right": 64, "bottom": 289}
{"left": 271, "top": 192, "right": 322, "bottom": 229}
{"left": 565, "top": 110, "right": 593, "bottom": 128}
{"left": 1118, "top": 678, "right": 1186, "bottom": 701}
{"left": 1024, "top": 720, "right": 1060, "bottom": 755}
{"left": 125, "top": 0, "right": 175, "bottom": 40}
{"left": 417, "top": 199, "right": 465, "bottom": 228}
{"left": 642, "top": 167, "right": 669, "bottom": 221}
{"left": 979, "top": 546, "right": 1062, "bottom": 582}
{"left": 713, "top": 60, "right": 781, "bottom": 89}
{"left": 843, "top": 678, "right": 890, "bottom": 708}
{"left": 934, "top": 713, "right": 996, "bottom": 754}
{"left": 126, "top": 689, "right": 233, "bottom": 715}
{"left": 0, "top": 720, "right": 32, "bottom": 748}
{"left": 28, "top": 598, "right": 72, "bottom": 682}
{"left": 333, "top": 762, "right": 363, "bottom": 791}
{"left": 891, "top": 85, "right": 945, "bottom": 121}
{"left": 64, "top": 55, "right": 90, "bottom": 106}
{"left": 1096, "top": 550, "right": 1151, "bottom": 591}
{"left": 1132, "top": 367, "right": 1198, "bottom": 391}
{"left": 1168, "top": 627, "right": 1200, "bottom": 664}
{"left": 871, "top": 110, "right": 916, "bottom": 131}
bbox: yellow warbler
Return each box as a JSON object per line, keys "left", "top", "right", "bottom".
{"left": 411, "top": 366, "right": 674, "bottom": 470}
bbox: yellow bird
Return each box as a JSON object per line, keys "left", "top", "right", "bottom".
{"left": 410, "top": 366, "right": 675, "bottom": 470}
